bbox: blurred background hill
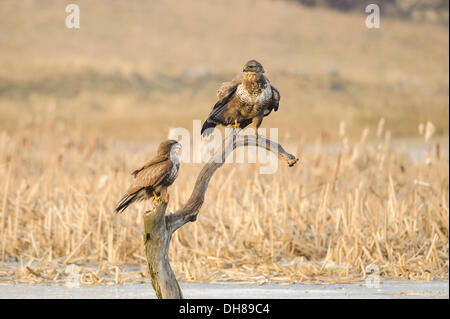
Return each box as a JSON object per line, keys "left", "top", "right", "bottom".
{"left": 293, "top": 0, "right": 448, "bottom": 24}
{"left": 0, "top": 0, "right": 448, "bottom": 142}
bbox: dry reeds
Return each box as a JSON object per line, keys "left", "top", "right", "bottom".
{"left": 0, "top": 116, "right": 448, "bottom": 284}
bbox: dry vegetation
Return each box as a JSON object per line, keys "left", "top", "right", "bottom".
{"left": 0, "top": 0, "right": 448, "bottom": 285}
{"left": 0, "top": 115, "right": 448, "bottom": 284}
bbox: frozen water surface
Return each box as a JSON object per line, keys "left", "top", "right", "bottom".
{"left": 0, "top": 281, "right": 448, "bottom": 299}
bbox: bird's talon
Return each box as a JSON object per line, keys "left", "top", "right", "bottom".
{"left": 153, "top": 192, "right": 161, "bottom": 203}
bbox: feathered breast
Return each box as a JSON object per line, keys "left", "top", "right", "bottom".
{"left": 167, "top": 149, "right": 180, "bottom": 184}
{"left": 237, "top": 78, "right": 272, "bottom": 106}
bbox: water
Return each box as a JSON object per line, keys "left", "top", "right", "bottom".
{"left": 0, "top": 281, "right": 448, "bottom": 299}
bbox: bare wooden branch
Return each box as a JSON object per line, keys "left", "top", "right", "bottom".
{"left": 143, "top": 197, "right": 183, "bottom": 299}
{"left": 143, "top": 133, "right": 298, "bottom": 299}
{"left": 166, "top": 134, "right": 298, "bottom": 233}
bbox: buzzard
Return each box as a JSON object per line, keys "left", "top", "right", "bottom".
{"left": 115, "top": 140, "right": 181, "bottom": 214}
{"left": 201, "top": 60, "right": 280, "bottom": 138}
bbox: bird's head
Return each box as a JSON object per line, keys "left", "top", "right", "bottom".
{"left": 157, "top": 140, "right": 182, "bottom": 156}
{"left": 242, "top": 60, "right": 264, "bottom": 74}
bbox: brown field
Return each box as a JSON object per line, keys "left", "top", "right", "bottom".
{"left": 0, "top": 0, "right": 448, "bottom": 284}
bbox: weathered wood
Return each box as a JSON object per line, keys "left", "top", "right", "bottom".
{"left": 143, "top": 197, "right": 182, "bottom": 299}
{"left": 167, "top": 134, "right": 298, "bottom": 232}
{"left": 143, "top": 133, "right": 298, "bottom": 299}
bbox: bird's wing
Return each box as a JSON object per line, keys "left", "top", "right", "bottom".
{"left": 208, "top": 85, "right": 238, "bottom": 124}
{"left": 262, "top": 85, "right": 281, "bottom": 117}
{"left": 270, "top": 85, "right": 280, "bottom": 112}
{"left": 217, "top": 74, "right": 242, "bottom": 100}
{"left": 131, "top": 155, "right": 167, "bottom": 177}
{"left": 201, "top": 87, "right": 240, "bottom": 136}
{"left": 203, "top": 73, "right": 242, "bottom": 130}
{"left": 132, "top": 157, "right": 173, "bottom": 189}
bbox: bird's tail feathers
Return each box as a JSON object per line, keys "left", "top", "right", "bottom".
{"left": 239, "top": 119, "right": 252, "bottom": 130}
{"left": 201, "top": 120, "right": 216, "bottom": 137}
{"left": 115, "top": 187, "right": 144, "bottom": 214}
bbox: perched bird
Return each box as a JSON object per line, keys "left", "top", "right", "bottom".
{"left": 201, "top": 60, "right": 280, "bottom": 138}
{"left": 115, "top": 140, "right": 181, "bottom": 214}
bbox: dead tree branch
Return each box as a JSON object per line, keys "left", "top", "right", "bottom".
{"left": 143, "top": 134, "right": 298, "bottom": 299}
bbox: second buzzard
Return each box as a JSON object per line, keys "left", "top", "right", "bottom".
{"left": 201, "top": 60, "right": 280, "bottom": 138}
{"left": 115, "top": 140, "right": 181, "bottom": 214}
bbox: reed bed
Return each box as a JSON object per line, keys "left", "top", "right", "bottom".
{"left": 0, "top": 116, "right": 447, "bottom": 285}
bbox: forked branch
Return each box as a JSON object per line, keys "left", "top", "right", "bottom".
{"left": 143, "top": 133, "right": 298, "bottom": 299}
{"left": 166, "top": 134, "right": 298, "bottom": 232}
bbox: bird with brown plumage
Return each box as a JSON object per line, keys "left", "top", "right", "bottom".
{"left": 115, "top": 140, "right": 181, "bottom": 214}
{"left": 201, "top": 60, "right": 280, "bottom": 138}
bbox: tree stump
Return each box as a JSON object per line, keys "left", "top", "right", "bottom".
{"left": 143, "top": 134, "right": 298, "bottom": 299}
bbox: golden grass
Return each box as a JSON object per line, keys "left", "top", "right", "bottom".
{"left": 0, "top": 114, "right": 447, "bottom": 284}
